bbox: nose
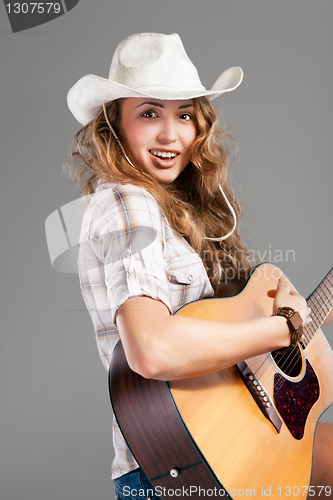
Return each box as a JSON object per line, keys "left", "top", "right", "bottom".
{"left": 157, "top": 117, "right": 178, "bottom": 144}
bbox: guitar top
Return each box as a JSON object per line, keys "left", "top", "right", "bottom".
{"left": 110, "top": 263, "right": 333, "bottom": 499}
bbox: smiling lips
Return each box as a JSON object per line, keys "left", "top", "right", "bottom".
{"left": 149, "top": 149, "right": 180, "bottom": 168}
{"left": 150, "top": 149, "right": 179, "bottom": 158}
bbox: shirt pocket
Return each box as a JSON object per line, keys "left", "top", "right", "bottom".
{"left": 167, "top": 252, "right": 203, "bottom": 286}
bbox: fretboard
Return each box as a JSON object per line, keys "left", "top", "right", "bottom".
{"left": 303, "top": 268, "right": 333, "bottom": 347}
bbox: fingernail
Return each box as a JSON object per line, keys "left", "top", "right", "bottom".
{"left": 279, "top": 277, "right": 288, "bottom": 282}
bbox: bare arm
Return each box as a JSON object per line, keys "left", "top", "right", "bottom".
{"left": 116, "top": 277, "right": 311, "bottom": 381}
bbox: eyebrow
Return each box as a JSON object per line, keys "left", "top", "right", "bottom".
{"left": 136, "top": 101, "right": 194, "bottom": 109}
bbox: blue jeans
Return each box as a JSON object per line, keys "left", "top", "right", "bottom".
{"left": 114, "top": 467, "right": 161, "bottom": 500}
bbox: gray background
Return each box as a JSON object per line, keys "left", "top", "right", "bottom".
{"left": 1, "top": 1, "right": 332, "bottom": 499}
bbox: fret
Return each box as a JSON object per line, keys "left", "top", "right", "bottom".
{"left": 305, "top": 267, "right": 333, "bottom": 344}
{"left": 308, "top": 298, "right": 324, "bottom": 324}
{"left": 302, "top": 328, "right": 311, "bottom": 347}
{"left": 323, "top": 282, "right": 333, "bottom": 306}
{"left": 303, "top": 323, "right": 317, "bottom": 347}
{"left": 324, "top": 272, "right": 333, "bottom": 286}
{"left": 307, "top": 320, "right": 319, "bottom": 341}
{"left": 326, "top": 275, "right": 333, "bottom": 288}
{"left": 316, "top": 288, "right": 331, "bottom": 314}
{"left": 307, "top": 311, "right": 324, "bottom": 333}
{"left": 321, "top": 283, "right": 332, "bottom": 302}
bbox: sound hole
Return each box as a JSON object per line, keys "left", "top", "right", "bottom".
{"left": 271, "top": 344, "right": 303, "bottom": 378}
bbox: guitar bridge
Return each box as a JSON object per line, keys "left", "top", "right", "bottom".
{"left": 237, "top": 361, "right": 282, "bottom": 433}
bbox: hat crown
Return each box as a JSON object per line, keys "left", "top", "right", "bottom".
{"left": 108, "top": 33, "right": 205, "bottom": 93}
{"left": 67, "top": 32, "right": 243, "bottom": 126}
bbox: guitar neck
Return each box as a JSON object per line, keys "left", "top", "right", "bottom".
{"left": 304, "top": 267, "right": 333, "bottom": 346}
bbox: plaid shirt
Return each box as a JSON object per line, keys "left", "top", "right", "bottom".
{"left": 78, "top": 180, "right": 214, "bottom": 479}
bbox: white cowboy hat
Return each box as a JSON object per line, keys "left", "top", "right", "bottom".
{"left": 67, "top": 32, "right": 243, "bottom": 126}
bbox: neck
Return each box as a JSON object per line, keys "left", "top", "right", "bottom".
{"left": 302, "top": 268, "right": 333, "bottom": 347}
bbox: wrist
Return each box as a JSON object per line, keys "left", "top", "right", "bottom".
{"left": 271, "top": 316, "right": 292, "bottom": 349}
{"left": 271, "top": 306, "right": 303, "bottom": 350}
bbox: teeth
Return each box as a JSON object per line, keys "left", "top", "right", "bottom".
{"left": 150, "top": 150, "right": 177, "bottom": 158}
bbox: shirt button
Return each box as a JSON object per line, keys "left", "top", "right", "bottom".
{"left": 124, "top": 249, "right": 131, "bottom": 259}
{"left": 188, "top": 275, "right": 193, "bottom": 282}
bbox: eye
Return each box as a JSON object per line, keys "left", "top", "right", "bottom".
{"left": 179, "top": 113, "right": 193, "bottom": 121}
{"left": 140, "top": 109, "right": 159, "bottom": 118}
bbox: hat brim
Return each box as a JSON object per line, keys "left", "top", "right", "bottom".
{"left": 67, "top": 67, "right": 243, "bottom": 126}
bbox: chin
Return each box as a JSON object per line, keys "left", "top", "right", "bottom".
{"left": 155, "top": 165, "right": 189, "bottom": 184}
{"left": 155, "top": 172, "right": 181, "bottom": 184}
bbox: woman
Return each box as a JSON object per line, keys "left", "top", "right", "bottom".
{"left": 67, "top": 33, "right": 333, "bottom": 499}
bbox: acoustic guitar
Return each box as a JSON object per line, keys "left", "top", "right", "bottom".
{"left": 109, "top": 263, "right": 333, "bottom": 499}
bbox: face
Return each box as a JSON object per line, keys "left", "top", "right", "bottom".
{"left": 118, "top": 98, "right": 197, "bottom": 183}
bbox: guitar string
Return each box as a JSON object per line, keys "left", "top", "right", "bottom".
{"left": 272, "top": 321, "right": 322, "bottom": 398}
{"left": 272, "top": 340, "right": 308, "bottom": 397}
{"left": 318, "top": 281, "right": 333, "bottom": 317}
{"left": 259, "top": 275, "right": 333, "bottom": 376}
{"left": 252, "top": 343, "right": 300, "bottom": 394}
{"left": 253, "top": 307, "right": 323, "bottom": 394}
{"left": 251, "top": 333, "right": 310, "bottom": 400}
{"left": 232, "top": 269, "right": 333, "bottom": 403}
{"left": 250, "top": 314, "right": 313, "bottom": 384}
{"left": 309, "top": 296, "right": 324, "bottom": 323}
{"left": 246, "top": 339, "right": 300, "bottom": 394}
{"left": 249, "top": 275, "right": 332, "bottom": 386}
{"left": 250, "top": 274, "right": 333, "bottom": 400}
{"left": 272, "top": 274, "right": 333, "bottom": 396}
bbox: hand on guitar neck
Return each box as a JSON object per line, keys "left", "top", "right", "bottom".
{"left": 271, "top": 276, "right": 312, "bottom": 327}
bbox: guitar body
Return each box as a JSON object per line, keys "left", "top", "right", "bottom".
{"left": 109, "top": 263, "right": 333, "bottom": 499}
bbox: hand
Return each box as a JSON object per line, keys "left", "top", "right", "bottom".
{"left": 273, "top": 276, "right": 312, "bottom": 326}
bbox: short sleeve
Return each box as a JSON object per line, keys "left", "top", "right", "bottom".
{"left": 87, "top": 184, "right": 172, "bottom": 324}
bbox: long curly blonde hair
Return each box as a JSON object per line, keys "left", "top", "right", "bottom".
{"left": 66, "top": 97, "right": 253, "bottom": 291}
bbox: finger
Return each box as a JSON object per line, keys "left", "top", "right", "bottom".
{"left": 303, "top": 306, "right": 312, "bottom": 321}
{"left": 276, "top": 276, "right": 290, "bottom": 292}
{"left": 303, "top": 308, "right": 312, "bottom": 326}
{"left": 288, "top": 282, "right": 298, "bottom": 294}
{"left": 278, "top": 276, "right": 289, "bottom": 285}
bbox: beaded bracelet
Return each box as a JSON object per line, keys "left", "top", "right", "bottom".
{"left": 271, "top": 306, "right": 303, "bottom": 346}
